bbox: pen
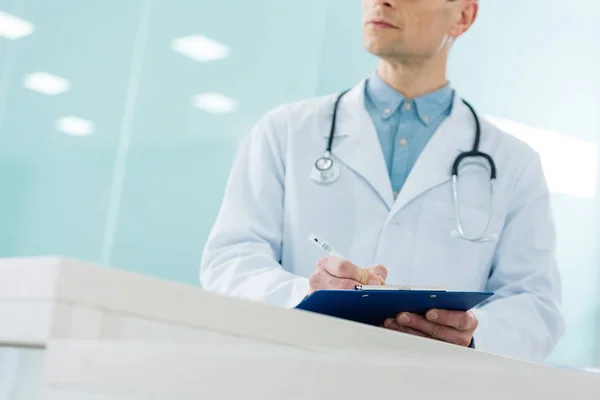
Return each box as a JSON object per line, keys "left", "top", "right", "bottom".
{"left": 308, "top": 233, "right": 346, "bottom": 260}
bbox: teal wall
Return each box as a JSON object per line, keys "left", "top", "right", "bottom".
{"left": 0, "top": 0, "right": 598, "bottom": 368}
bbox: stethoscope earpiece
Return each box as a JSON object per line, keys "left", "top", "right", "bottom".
{"left": 451, "top": 229, "right": 499, "bottom": 243}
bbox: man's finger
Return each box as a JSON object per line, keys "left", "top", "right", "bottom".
{"left": 396, "top": 312, "right": 471, "bottom": 346}
{"left": 383, "top": 319, "right": 431, "bottom": 338}
{"left": 425, "top": 309, "right": 478, "bottom": 331}
{"left": 319, "top": 257, "right": 381, "bottom": 285}
{"left": 309, "top": 270, "right": 361, "bottom": 291}
{"left": 337, "top": 260, "right": 373, "bottom": 284}
{"left": 327, "top": 275, "right": 363, "bottom": 290}
{"left": 368, "top": 265, "right": 388, "bottom": 280}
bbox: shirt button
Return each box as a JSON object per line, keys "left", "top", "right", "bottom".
{"left": 403, "top": 102, "right": 412, "bottom": 111}
{"left": 384, "top": 107, "right": 392, "bottom": 114}
{"left": 423, "top": 116, "right": 429, "bottom": 122}
{"left": 399, "top": 138, "right": 409, "bottom": 147}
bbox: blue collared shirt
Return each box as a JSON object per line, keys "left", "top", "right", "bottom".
{"left": 364, "top": 73, "right": 455, "bottom": 198}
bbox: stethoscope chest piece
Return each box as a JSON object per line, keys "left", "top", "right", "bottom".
{"left": 311, "top": 152, "right": 340, "bottom": 185}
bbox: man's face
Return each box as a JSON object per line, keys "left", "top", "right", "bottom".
{"left": 362, "top": 0, "right": 468, "bottom": 61}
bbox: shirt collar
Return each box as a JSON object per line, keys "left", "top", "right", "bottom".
{"left": 365, "top": 71, "right": 454, "bottom": 125}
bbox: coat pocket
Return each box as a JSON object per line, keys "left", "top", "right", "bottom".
{"left": 410, "top": 200, "right": 502, "bottom": 291}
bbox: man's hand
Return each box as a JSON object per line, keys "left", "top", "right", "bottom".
{"left": 383, "top": 309, "right": 478, "bottom": 347}
{"left": 309, "top": 257, "right": 387, "bottom": 294}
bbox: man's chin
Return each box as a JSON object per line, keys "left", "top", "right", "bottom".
{"left": 364, "top": 42, "right": 398, "bottom": 59}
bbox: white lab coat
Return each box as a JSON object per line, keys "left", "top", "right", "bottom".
{"left": 200, "top": 79, "right": 563, "bottom": 362}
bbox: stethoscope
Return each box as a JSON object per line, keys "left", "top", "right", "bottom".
{"left": 311, "top": 90, "right": 498, "bottom": 243}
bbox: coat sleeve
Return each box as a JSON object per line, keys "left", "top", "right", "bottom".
{"left": 472, "top": 152, "right": 564, "bottom": 362}
{"left": 199, "top": 109, "right": 310, "bottom": 308}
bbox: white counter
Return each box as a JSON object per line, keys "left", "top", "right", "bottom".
{"left": 0, "top": 256, "right": 598, "bottom": 399}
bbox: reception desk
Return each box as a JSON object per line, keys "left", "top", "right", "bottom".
{"left": 0, "top": 256, "right": 598, "bottom": 399}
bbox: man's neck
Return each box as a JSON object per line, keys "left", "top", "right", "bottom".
{"left": 376, "top": 57, "right": 449, "bottom": 100}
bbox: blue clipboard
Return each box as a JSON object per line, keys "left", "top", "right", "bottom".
{"left": 295, "top": 288, "right": 494, "bottom": 326}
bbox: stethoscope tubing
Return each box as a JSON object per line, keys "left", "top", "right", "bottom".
{"left": 313, "top": 90, "right": 498, "bottom": 242}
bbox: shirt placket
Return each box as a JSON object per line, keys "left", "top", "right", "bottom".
{"left": 391, "top": 100, "right": 418, "bottom": 197}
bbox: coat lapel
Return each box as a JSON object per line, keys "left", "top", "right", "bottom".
{"left": 388, "top": 95, "right": 475, "bottom": 219}
{"left": 325, "top": 80, "right": 395, "bottom": 209}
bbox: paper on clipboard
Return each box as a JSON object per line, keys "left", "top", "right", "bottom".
{"left": 355, "top": 285, "right": 447, "bottom": 292}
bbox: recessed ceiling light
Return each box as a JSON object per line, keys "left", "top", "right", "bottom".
{"left": 192, "top": 92, "right": 238, "bottom": 114}
{"left": 171, "top": 34, "right": 230, "bottom": 62}
{"left": 56, "top": 116, "right": 95, "bottom": 137}
{"left": 0, "top": 11, "right": 34, "bottom": 40}
{"left": 23, "top": 72, "right": 70, "bottom": 95}
{"left": 487, "top": 116, "right": 598, "bottom": 199}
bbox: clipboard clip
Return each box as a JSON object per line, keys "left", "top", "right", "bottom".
{"left": 355, "top": 285, "right": 447, "bottom": 292}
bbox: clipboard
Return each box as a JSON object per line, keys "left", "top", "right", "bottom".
{"left": 295, "top": 286, "right": 494, "bottom": 326}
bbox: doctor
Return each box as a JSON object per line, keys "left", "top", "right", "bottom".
{"left": 200, "top": 0, "right": 563, "bottom": 362}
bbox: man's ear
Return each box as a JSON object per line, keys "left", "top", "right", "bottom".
{"left": 449, "top": 0, "right": 479, "bottom": 38}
